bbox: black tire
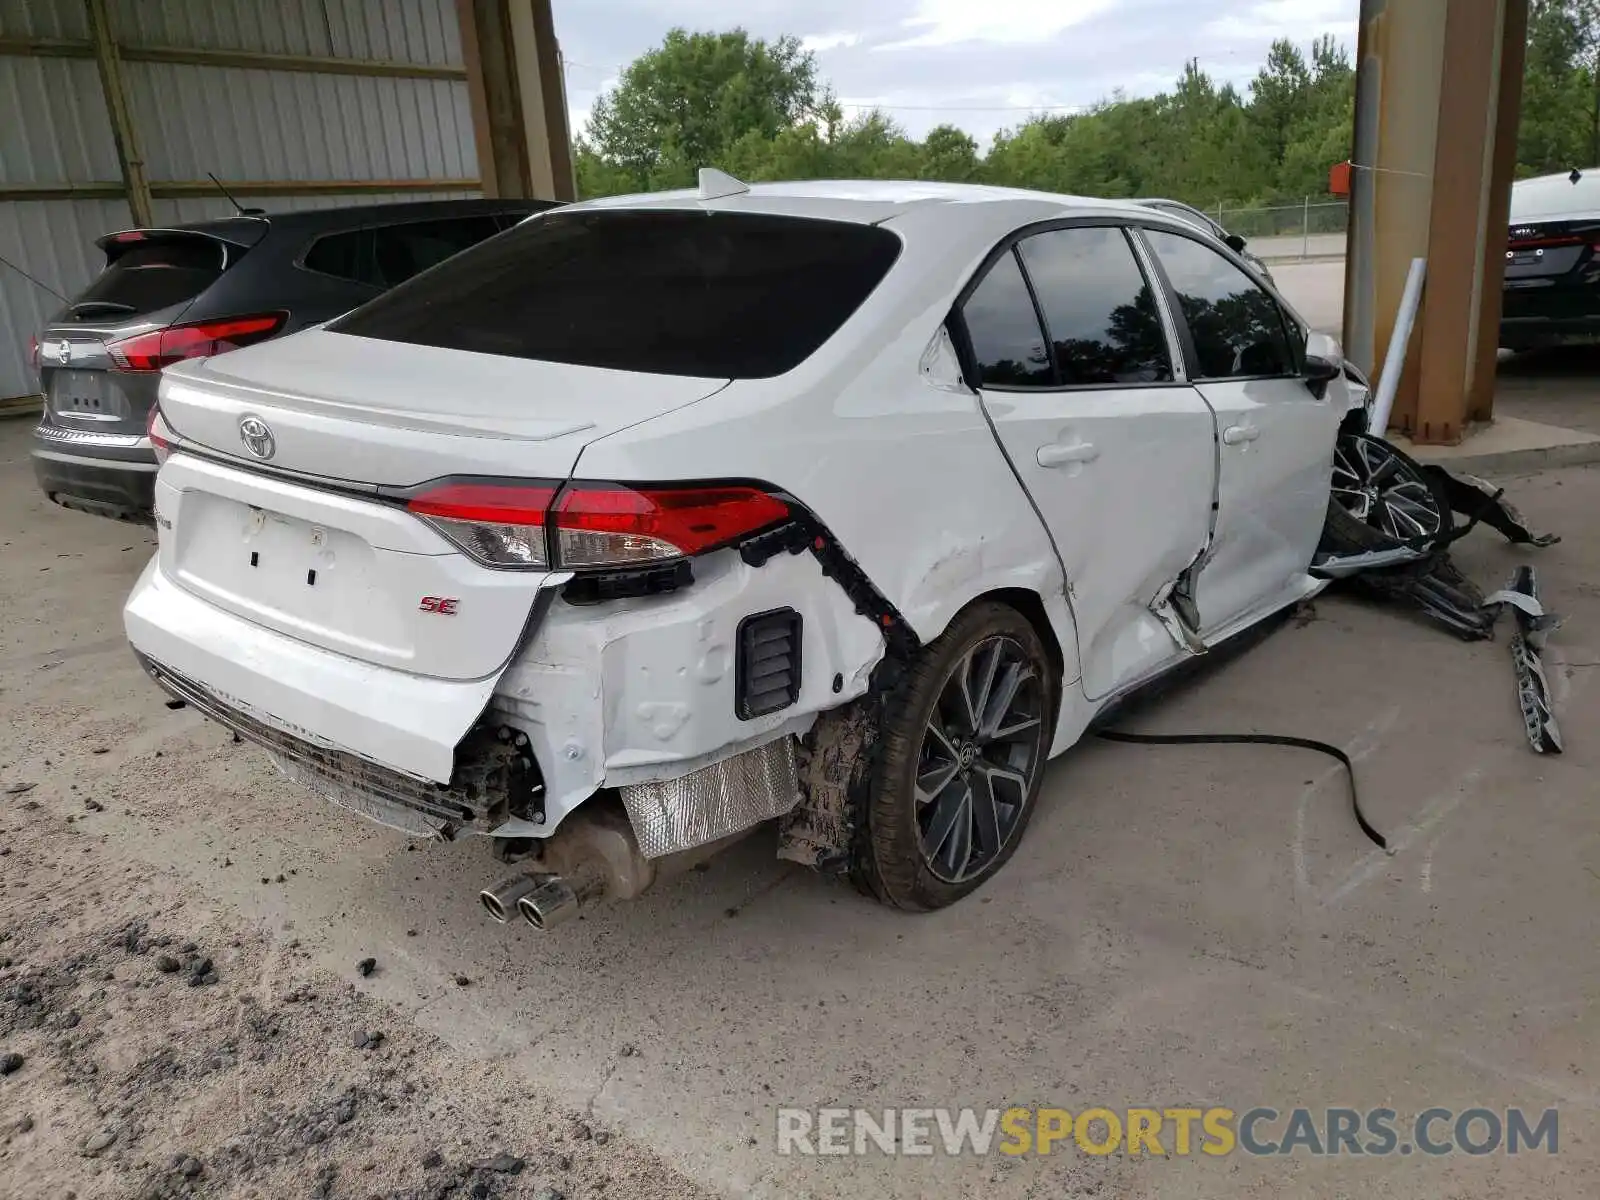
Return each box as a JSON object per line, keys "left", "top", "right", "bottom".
{"left": 1323, "top": 432, "right": 1451, "bottom": 554}
{"left": 852, "top": 602, "right": 1056, "bottom": 911}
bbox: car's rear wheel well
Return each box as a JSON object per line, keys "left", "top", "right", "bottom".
{"left": 955, "top": 587, "right": 1065, "bottom": 694}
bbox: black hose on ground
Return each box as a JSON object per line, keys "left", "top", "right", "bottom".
{"left": 1096, "top": 728, "right": 1390, "bottom": 852}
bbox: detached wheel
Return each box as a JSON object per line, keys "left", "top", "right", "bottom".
{"left": 855, "top": 603, "right": 1055, "bottom": 911}
{"left": 1324, "top": 432, "right": 1449, "bottom": 552}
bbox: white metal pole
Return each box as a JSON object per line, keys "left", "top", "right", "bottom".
{"left": 1302, "top": 195, "right": 1310, "bottom": 258}
{"left": 1370, "top": 256, "right": 1427, "bottom": 437}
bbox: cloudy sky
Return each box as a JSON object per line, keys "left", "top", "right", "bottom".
{"left": 551, "top": 0, "right": 1358, "bottom": 148}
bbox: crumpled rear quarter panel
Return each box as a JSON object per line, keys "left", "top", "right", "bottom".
{"left": 489, "top": 546, "right": 885, "bottom": 835}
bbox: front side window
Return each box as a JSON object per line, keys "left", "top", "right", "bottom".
{"left": 1017, "top": 226, "right": 1172, "bottom": 385}
{"left": 960, "top": 249, "right": 1053, "bottom": 387}
{"left": 1144, "top": 229, "right": 1295, "bottom": 380}
{"left": 331, "top": 210, "right": 902, "bottom": 379}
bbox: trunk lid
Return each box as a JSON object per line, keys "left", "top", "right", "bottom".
{"left": 157, "top": 328, "right": 730, "bottom": 486}
{"left": 154, "top": 451, "right": 552, "bottom": 682}
{"left": 151, "top": 333, "right": 727, "bottom": 682}
{"left": 1503, "top": 219, "right": 1597, "bottom": 282}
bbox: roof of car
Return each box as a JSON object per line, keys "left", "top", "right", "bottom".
{"left": 572, "top": 178, "right": 1152, "bottom": 225}
{"left": 110, "top": 197, "right": 556, "bottom": 245}
{"left": 1510, "top": 168, "right": 1600, "bottom": 223}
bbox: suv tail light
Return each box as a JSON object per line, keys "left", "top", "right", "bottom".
{"left": 107, "top": 312, "right": 285, "bottom": 372}
{"left": 405, "top": 481, "right": 789, "bottom": 571}
{"left": 27, "top": 335, "right": 39, "bottom": 372}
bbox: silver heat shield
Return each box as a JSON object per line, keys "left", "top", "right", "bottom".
{"left": 618, "top": 736, "right": 801, "bottom": 858}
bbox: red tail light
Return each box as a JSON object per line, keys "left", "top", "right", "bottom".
{"left": 107, "top": 312, "right": 285, "bottom": 372}
{"left": 553, "top": 484, "right": 790, "bottom": 567}
{"left": 405, "top": 481, "right": 789, "bottom": 571}
{"left": 408, "top": 482, "right": 558, "bottom": 568}
{"left": 147, "top": 404, "right": 174, "bottom": 465}
{"left": 1507, "top": 235, "right": 1583, "bottom": 251}
{"left": 27, "top": 335, "right": 39, "bottom": 372}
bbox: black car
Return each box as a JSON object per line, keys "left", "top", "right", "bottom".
{"left": 1499, "top": 169, "right": 1600, "bottom": 351}
{"left": 32, "top": 198, "right": 555, "bottom": 522}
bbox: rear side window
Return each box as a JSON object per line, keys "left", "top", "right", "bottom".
{"left": 302, "top": 217, "right": 504, "bottom": 290}
{"left": 370, "top": 216, "right": 502, "bottom": 287}
{"left": 302, "top": 230, "right": 367, "bottom": 284}
{"left": 329, "top": 211, "right": 903, "bottom": 379}
{"left": 1145, "top": 230, "right": 1295, "bottom": 379}
{"left": 74, "top": 237, "right": 224, "bottom": 315}
{"left": 961, "top": 250, "right": 1053, "bottom": 387}
{"left": 1017, "top": 227, "right": 1172, "bottom": 385}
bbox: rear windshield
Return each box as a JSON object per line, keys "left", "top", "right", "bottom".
{"left": 328, "top": 210, "right": 903, "bottom": 379}
{"left": 74, "top": 236, "right": 226, "bottom": 316}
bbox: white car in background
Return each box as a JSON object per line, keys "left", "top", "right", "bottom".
{"left": 126, "top": 174, "right": 1401, "bottom": 929}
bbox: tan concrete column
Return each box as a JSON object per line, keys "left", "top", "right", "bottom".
{"left": 1468, "top": 0, "right": 1528, "bottom": 425}
{"left": 1343, "top": 0, "right": 1526, "bottom": 444}
{"left": 458, "top": 0, "right": 576, "bottom": 202}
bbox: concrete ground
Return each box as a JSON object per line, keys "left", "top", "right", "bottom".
{"left": 3, "top": 416, "right": 1599, "bottom": 1198}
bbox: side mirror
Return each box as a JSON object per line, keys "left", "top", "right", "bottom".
{"left": 1223, "top": 232, "right": 1247, "bottom": 253}
{"left": 1303, "top": 353, "right": 1341, "bottom": 399}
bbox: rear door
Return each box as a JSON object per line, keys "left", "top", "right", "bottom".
{"left": 1139, "top": 228, "right": 1339, "bottom": 633}
{"left": 958, "top": 223, "right": 1217, "bottom": 699}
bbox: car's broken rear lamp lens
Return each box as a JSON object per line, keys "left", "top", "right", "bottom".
{"left": 553, "top": 485, "right": 790, "bottom": 567}
{"left": 407, "top": 483, "right": 557, "bottom": 568}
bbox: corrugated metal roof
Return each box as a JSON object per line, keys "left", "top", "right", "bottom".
{"left": 0, "top": 58, "right": 122, "bottom": 185}
{"left": 0, "top": 0, "right": 91, "bottom": 39}
{"left": 0, "top": 0, "right": 476, "bottom": 400}
{"left": 106, "top": 0, "right": 337, "bottom": 57}
{"left": 0, "top": 199, "right": 127, "bottom": 400}
{"left": 125, "top": 64, "right": 477, "bottom": 181}
{"left": 105, "top": 0, "right": 463, "bottom": 65}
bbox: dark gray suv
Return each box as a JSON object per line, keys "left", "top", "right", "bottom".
{"left": 32, "top": 198, "right": 554, "bottom": 522}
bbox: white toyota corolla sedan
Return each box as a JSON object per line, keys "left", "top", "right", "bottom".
{"left": 126, "top": 174, "right": 1390, "bottom": 927}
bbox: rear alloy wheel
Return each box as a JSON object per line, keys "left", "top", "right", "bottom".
{"left": 1324, "top": 432, "right": 1449, "bottom": 553}
{"left": 855, "top": 603, "right": 1054, "bottom": 910}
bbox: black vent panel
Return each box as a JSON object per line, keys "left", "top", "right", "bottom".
{"left": 736, "top": 608, "right": 802, "bottom": 719}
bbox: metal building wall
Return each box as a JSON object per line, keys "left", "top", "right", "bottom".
{"left": 0, "top": 0, "right": 480, "bottom": 404}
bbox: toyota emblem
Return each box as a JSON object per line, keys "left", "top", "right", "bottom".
{"left": 238, "top": 414, "right": 276, "bottom": 460}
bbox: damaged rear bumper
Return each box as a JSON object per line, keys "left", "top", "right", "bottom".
{"left": 126, "top": 540, "right": 885, "bottom": 851}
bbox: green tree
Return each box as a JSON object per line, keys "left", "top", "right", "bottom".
{"left": 1248, "top": 39, "right": 1314, "bottom": 167}
{"left": 585, "top": 28, "right": 825, "bottom": 192}
{"left": 919, "top": 124, "right": 981, "bottom": 181}
{"left": 1518, "top": 0, "right": 1599, "bottom": 175}
{"left": 572, "top": 19, "right": 1599, "bottom": 213}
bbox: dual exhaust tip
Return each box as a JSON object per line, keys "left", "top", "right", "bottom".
{"left": 480, "top": 871, "right": 594, "bottom": 932}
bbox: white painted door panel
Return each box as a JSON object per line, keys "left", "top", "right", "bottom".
{"left": 980, "top": 388, "right": 1216, "bottom": 697}
{"left": 1193, "top": 377, "right": 1340, "bottom": 631}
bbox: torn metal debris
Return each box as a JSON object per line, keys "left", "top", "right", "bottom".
{"left": 1484, "top": 565, "right": 1564, "bottom": 755}
{"left": 1312, "top": 432, "right": 1566, "bottom": 753}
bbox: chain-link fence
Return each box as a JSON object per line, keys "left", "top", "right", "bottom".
{"left": 1213, "top": 198, "right": 1350, "bottom": 261}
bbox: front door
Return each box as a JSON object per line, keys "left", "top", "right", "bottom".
{"left": 959, "top": 224, "right": 1217, "bottom": 699}
{"left": 1139, "top": 228, "right": 1342, "bottom": 633}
